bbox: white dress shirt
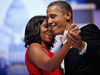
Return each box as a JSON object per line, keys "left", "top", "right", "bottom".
{"left": 60, "top": 25, "right": 87, "bottom": 73}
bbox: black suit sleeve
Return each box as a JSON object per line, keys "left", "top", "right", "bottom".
{"left": 80, "top": 23, "right": 100, "bottom": 60}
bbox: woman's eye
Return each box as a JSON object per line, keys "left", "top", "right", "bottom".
{"left": 44, "top": 25, "right": 48, "bottom": 28}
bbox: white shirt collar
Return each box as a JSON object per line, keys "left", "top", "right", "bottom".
{"left": 60, "top": 30, "right": 68, "bottom": 44}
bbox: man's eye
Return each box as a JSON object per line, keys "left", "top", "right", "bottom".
{"left": 51, "top": 16, "right": 55, "bottom": 18}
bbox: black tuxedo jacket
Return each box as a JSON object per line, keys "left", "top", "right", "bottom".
{"left": 64, "top": 23, "right": 100, "bottom": 75}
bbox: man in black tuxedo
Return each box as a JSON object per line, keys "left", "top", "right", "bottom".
{"left": 47, "top": 1, "right": 100, "bottom": 75}
{"left": 65, "top": 23, "right": 100, "bottom": 75}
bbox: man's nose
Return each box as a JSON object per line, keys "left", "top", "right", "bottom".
{"left": 48, "top": 18, "right": 53, "bottom": 26}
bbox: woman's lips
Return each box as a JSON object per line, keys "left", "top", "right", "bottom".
{"left": 46, "top": 33, "right": 53, "bottom": 38}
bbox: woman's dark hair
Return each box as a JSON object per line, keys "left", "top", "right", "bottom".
{"left": 23, "top": 15, "right": 55, "bottom": 49}
{"left": 47, "top": 1, "right": 73, "bottom": 19}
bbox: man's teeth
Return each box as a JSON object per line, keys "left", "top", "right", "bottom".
{"left": 51, "top": 25, "right": 56, "bottom": 28}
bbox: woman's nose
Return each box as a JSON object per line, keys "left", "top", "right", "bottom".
{"left": 48, "top": 25, "right": 52, "bottom": 31}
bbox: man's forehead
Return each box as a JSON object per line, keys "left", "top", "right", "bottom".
{"left": 47, "top": 6, "right": 62, "bottom": 13}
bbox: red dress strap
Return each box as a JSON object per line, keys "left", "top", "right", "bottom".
{"left": 42, "top": 45, "right": 50, "bottom": 52}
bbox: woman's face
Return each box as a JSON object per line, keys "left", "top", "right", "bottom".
{"left": 40, "top": 19, "right": 54, "bottom": 45}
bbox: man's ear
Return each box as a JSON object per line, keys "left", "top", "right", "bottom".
{"left": 64, "top": 11, "right": 72, "bottom": 21}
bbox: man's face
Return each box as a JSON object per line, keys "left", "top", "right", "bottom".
{"left": 47, "top": 5, "right": 67, "bottom": 35}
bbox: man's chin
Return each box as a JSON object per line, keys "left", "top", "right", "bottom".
{"left": 52, "top": 27, "right": 60, "bottom": 35}
{"left": 52, "top": 31, "right": 60, "bottom": 35}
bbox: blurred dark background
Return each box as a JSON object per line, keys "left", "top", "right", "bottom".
{"left": 66, "top": 0, "right": 100, "bottom": 9}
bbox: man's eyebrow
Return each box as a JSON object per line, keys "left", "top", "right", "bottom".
{"left": 50, "top": 14, "right": 56, "bottom": 16}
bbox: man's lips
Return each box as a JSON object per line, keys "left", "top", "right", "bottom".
{"left": 51, "top": 25, "right": 57, "bottom": 28}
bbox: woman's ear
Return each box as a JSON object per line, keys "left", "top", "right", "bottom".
{"left": 64, "top": 11, "right": 72, "bottom": 21}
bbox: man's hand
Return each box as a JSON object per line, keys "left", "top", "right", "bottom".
{"left": 66, "top": 24, "right": 86, "bottom": 51}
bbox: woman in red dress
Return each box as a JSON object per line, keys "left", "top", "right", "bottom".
{"left": 23, "top": 16, "right": 71, "bottom": 75}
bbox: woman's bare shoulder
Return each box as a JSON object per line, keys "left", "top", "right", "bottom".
{"left": 29, "top": 43, "right": 42, "bottom": 52}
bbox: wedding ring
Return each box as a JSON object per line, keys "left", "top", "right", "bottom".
{"left": 71, "top": 41, "right": 73, "bottom": 44}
